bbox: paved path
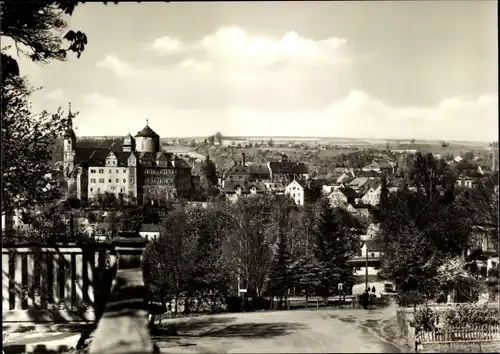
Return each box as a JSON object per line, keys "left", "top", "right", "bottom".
{"left": 154, "top": 306, "right": 406, "bottom": 353}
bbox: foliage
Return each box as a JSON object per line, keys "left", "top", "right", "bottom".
{"left": 143, "top": 208, "right": 198, "bottom": 309}
{"left": 291, "top": 253, "right": 324, "bottom": 296}
{"left": 2, "top": 75, "right": 70, "bottom": 215}
{"left": 0, "top": 1, "right": 92, "bottom": 79}
{"left": 214, "top": 132, "right": 222, "bottom": 145}
{"left": 12, "top": 201, "right": 88, "bottom": 243}
{"left": 267, "top": 200, "right": 295, "bottom": 302}
{"left": 313, "top": 198, "right": 359, "bottom": 297}
{"left": 410, "top": 306, "right": 438, "bottom": 332}
{"left": 199, "top": 155, "right": 219, "bottom": 200}
{"left": 187, "top": 205, "right": 233, "bottom": 307}
{"left": 375, "top": 152, "right": 472, "bottom": 304}
{"left": 117, "top": 207, "right": 143, "bottom": 233}
{"left": 442, "top": 304, "right": 500, "bottom": 328}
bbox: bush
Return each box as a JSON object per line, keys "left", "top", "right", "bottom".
{"left": 410, "top": 306, "right": 438, "bottom": 332}
{"left": 442, "top": 304, "right": 499, "bottom": 328}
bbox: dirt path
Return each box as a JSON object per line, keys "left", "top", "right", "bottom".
{"left": 153, "top": 306, "right": 407, "bottom": 353}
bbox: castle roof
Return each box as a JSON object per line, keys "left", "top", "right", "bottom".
{"left": 269, "top": 161, "right": 308, "bottom": 175}
{"left": 123, "top": 133, "right": 135, "bottom": 145}
{"left": 135, "top": 125, "right": 159, "bottom": 138}
{"left": 63, "top": 128, "right": 76, "bottom": 139}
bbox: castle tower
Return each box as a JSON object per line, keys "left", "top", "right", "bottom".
{"left": 123, "top": 132, "right": 136, "bottom": 152}
{"left": 134, "top": 119, "right": 160, "bottom": 153}
{"left": 63, "top": 103, "right": 77, "bottom": 178}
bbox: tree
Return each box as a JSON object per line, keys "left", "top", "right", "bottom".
{"left": 200, "top": 155, "right": 219, "bottom": 200}
{"left": 435, "top": 255, "right": 486, "bottom": 303}
{"left": 313, "top": 198, "right": 359, "bottom": 298}
{"left": 408, "top": 152, "right": 454, "bottom": 203}
{"left": 267, "top": 138, "right": 274, "bottom": 147}
{"left": 376, "top": 160, "right": 472, "bottom": 304}
{"left": 118, "top": 207, "right": 143, "bottom": 233}
{"left": 97, "top": 192, "right": 118, "bottom": 210}
{"left": 207, "top": 135, "right": 215, "bottom": 145}
{"left": 1, "top": 1, "right": 91, "bottom": 79}
{"left": 186, "top": 206, "right": 232, "bottom": 312}
{"left": 214, "top": 132, "right": 223, "bottom": 145}
{"left": 2, "top": 75, "right": 70, "bottom": 215}
{"left": 291, "top": 253, "right": 324, "bottom": 306}
{"left": 464, "top": 151, "right": 474, "bottom": 161}
{"left": 410, "top": 139, "right": 416, "bottom": 146}
{"left": 267, "top": 201, "right": 295, "bottom": 308}
{"left": 104, "top": 210, "right": 118, "bottom": 237}
{"left": 143, "top": 209, "right": 197, "bottom": 313}
{"left": 380, "top": 225, "right": 439, "bottom": 306}
{"left": 225, "top": 194, "right": 278, "bottom": 296}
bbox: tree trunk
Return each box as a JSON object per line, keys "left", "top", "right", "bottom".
{"left": 305, "top": 292, "right": 308, "bottom": 309}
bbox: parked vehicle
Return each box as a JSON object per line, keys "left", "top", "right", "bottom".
{"left": 384, "top": 283, "right": 395, "bottom": 293}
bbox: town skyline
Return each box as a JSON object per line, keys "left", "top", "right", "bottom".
{"left": 8, "top": 1, "right": 498, "bottom": 141}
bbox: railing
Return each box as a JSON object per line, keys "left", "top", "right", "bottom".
{"left": 417, "top": 325, "right": 500, "bottom": 343}
{"left": 2, "top": 243, "right": 114, "bottom": 323}
{"left": 416, "top": 325, "right": 500, "bottom": 352}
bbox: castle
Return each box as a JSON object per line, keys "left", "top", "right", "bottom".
{"left": 63, "top": 117, "right": 193, "bottom": 205}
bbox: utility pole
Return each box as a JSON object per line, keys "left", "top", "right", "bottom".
{"left": 365, "top": 247, "right": 369, "bottom": 291}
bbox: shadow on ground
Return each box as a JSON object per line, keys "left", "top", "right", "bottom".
{"left": 154, "top": 316, "right": 307, "bottom": 340}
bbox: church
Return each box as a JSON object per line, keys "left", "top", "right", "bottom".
{"left": 63, "top": 117, "right": 193, "bottom": 205}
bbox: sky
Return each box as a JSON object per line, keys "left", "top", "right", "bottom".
{"left": 12, "top": 1, "right": 499, "bottom": 141}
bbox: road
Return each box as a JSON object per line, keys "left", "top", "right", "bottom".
{"left": 153, "top": 305, "right": 406, "bottom": 353}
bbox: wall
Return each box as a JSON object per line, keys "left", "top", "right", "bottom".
{"left": 135, "top": 137, "right": 158, "bottom": 153}
{"left": 88, "top": 166, "right": 130, "bottom": 200}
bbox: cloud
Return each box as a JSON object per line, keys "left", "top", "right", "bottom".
{"left": 147, "top": 27, "right": 350, "bottom": 68}
{"left": 200, "top": 28, "right": 349, "bottom": 66}
{"left": 96, "top": 55, "right": 136, "bottom": 77}
{"left": 46, "top": 89, "right": 65, "bottom": 100}
{"left": 150, "top": 36, "right": 182, "bottom": 55}
{"left": 179, "top": 58, "right": 212, "bottom": 73}
{"left": 82, "top": 92, "right": 118, "bottom": 109}
{"left": 88, "top": 27, "right": 496, "bottom": 141}
{"left": 73, "top": 90, "right": 497, "bottom": 142}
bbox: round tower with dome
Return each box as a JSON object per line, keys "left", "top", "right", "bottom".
{"left": 134, "top": 119, "right": 160, "bottom": 153}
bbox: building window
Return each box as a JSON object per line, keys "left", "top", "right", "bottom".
{"left": 90, "top": 169, "right": 96, "bottom": 174}
{"left": 116, "top": 178, "right": 119, "bottom": 183}
{"left": 108, "top": 179, "right": 112, "bottom": 183}
{"left": 129, "top": 178, "right": 133, "bottom": 183}
{"left": 116, "top": 169, "right": 119, "bottom": 173}
{"left": 99, "top": 169, "right": 104, "bottom": 173}
{"left": 123, "top": 179, "right": 126, "bottom": 183}
{"left": 123, "top": 169, "right": 127, "bottom": 173}
{"left": 90, "top": 188, "right": 93, "bottom": 192}
{"left": 109, "top": 169, "right": 112, "bottom": 173}
{"left": 99, "top": 178, "right": 104, "bottom": 183}
{"left": 97, "top": 188, "right": 101, "bottom": 192}
{"left": 120, "top": 188, "right": 123, "bottom": 192}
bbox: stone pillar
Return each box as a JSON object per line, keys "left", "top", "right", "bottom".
{"left": 89, "top": 231, "right": 153, "bottom": 354}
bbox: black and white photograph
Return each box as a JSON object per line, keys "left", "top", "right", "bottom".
{"left": 1, "top": 1, "right": 499, "bottom": 353}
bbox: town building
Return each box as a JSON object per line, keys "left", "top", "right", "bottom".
{"left": 63, "top": 118, "right": 193, "bottom": 205}
{"left": 268, "top": 154, "right": 309, "bottom": 183}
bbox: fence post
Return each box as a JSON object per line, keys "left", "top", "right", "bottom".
{"left": 89, "top": 231, "right": 152, "bottom": 354}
